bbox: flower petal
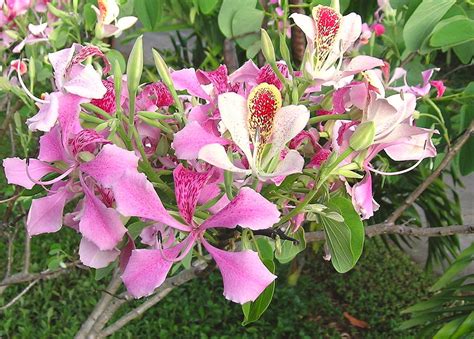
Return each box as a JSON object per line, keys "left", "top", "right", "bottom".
{"left": 27, "top": 187, "right": 71, "bottom": 236}
{"left": 341, "top": 56, "right": 384, "bottom": 77}
{"left": 171, "top": 68, "right": 210, "bottom": 100}
{"left": 111, "top": 170, "right": 190, "bottom": 232}
{"left": 290, "top": 13, "right": 316, "bottom": 47}
{"left": 383, "top": 130, "right": 437, "bottom": 161}
{"left": 198, "top": 143, "right": 252, "bottom": 175}
{"left": 270, "top": 105, "right": 309, "bottom": 158}
{"left": 26, "top": 92, "right": 60, "bottom": 132}
{"left": 259, "top": 150, "right": 305, "bottom": 183}
{"left": 79, "top": 237, "right": 119, "bottom": 269}
{"left": 350, "top": 172, "right": 379, "bottom": 220}
{"left": 228, "top": 59, "right": 260, "bottom": 84}
{"left": 79, "top": 187, "right": 127, "bottom": 251}
{"left": 80, "top": 144, "right": 139, "bottom": 187}
{"left": 64, "top": 64, "right": 107, "bottom": 99}
{"left": 172, "top": 121, "right": 227, "bottom": 160}
{"left": 202, "top": 239, "right": 276, "bottom": 304}
{"left": 201, "top": 187, "right": 280, "bottom": 230}
{"left": 173, "top": 164, "right": 211, "bottom": 224}
{"left": 3, "top": 157, "right": 55, "bottom": 189}
{"left": 121, "top": 241, "right": 189, "bottom": 298}
{"left": 218, "top": 92, "right": 253, "bottom": 162}
{"left": 38, "top": 126, "right": 68, "bottom": 163}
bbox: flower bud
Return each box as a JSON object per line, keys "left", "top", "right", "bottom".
{"left": 126, "top": 36, "right": 143, "bottom": 95}
{"left": 349, "top": 121, "right": 375, "bottom": 151}
{"left": 261, "top": 29, "right": 276, "bottom": 64}
{"left": 413, "top": 110, "right": 420, "bottom": 119}
{"left": 330, "top": 0, "right": 340, "bottom": 13}
{"left": 152, "top": 49, "right": 173, "bottom": 89}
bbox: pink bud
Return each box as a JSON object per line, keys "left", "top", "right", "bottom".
{"left": 430, "top": 80, "right": 446, "bottom": 98}
{"left": 10, "top": 59, "right": 27, "bottom": 75}
{"left": 373, "top": 23, "right": 385, "bottom": 36}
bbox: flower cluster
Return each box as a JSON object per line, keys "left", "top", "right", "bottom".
{"left": 2, "top": 4, "right": 442, "bottom": 305}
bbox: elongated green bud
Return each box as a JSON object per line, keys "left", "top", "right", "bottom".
{"left": 113, "top": 59, "right": 122, "bottom": 115}
{"left": 331, "top": 0, "right": 340, "bottom": 12}
{"left": 349, "top": 121, "right": 375, "bottom": 151}
{"left": 261, "top": 29, "right": 276, "bottom": 64}
{"left": 126, "top": 36, "right": 143, "bottom": 95}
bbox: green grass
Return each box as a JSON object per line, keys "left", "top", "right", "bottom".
{"left": 0, "top": 232, "right": 434, "bottom": 338}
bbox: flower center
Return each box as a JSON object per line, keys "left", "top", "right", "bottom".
{"left": 313, "top": 5, "right": 341, "bottom": 66}
{"left": 247, "top": 83, "right": 282, "bottom": 146}
{"left": 68, "top": 129, "right": 110, "bottom": 157}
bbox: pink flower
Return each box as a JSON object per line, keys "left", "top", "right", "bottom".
{"left": 372, "top": 23, "right": 385, "bottom": 36}
{"left": 120, "top": 164, "right": 279, "bottom": 303}
{"left": 430, "top": 80, "right": 446, "bottom": 98}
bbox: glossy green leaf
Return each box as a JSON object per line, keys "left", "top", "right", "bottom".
{"left": 127, "top": 220, "right": 149, "bottom": 240}
{"left": 134, "top": 0, "right": 163, "bottom": 31}
{"left": 232, "top": 8, "right": 264, "bottom": 49}
{"left": 218, "top": 0, "right": 257, "bottom": 38}
{"left": 106, "top": 49, "right": 126, "bottom": 73}
{"left": 242, "top": 259, "right": 275, "bottom": 325}
{"left": 275, "top": 228, "right": 306, "bottom": 264}
{"left": 459, "top": 105, "right": 474, "bottom": 176}
{"left": 451, "top": 311, "right": 474, "bottom": 338}
{"left": 322, "top": 196, "right": 364, "bottom": 273}
{"left": 454, "top": 40, "right": 474, "bottom": 64}
{"left": 431, "top": 17, "right": 474, "bottom": 48}
{"left": 403, "top": 0, "right": 455, "bottom": 52}
{"left": 198, "top": 0, "right": 219, "bottom": 14}
{"left": 256, "top": 237, "right": 274, "bottom": 261}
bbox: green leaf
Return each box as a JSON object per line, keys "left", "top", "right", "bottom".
{"left": 95, "top": 262, "right": 116, "bottom": 281}
{"left": 431, "top": 243, "right": 474, "bottom": 291}
{"left": 127, "top": 220, "right": 149, "bottom": 240}
{"left": 106, "top": 49, "right": 126, "bottom": 73}
{"left": 459, "top": 105, "right": 474, "bottom": 176}
{"left": 403, "top": 0, "right": 455, "bottom": 52}
{"left": 256, "top": 237, "right": 274, "bottom": 261}
{"left": 433, "top": 316, "right": 466, "bottom": 339}
{"left": 321, "top": 196, "right": 364, "bottom": 273}
{"left": 218, "top": 0, "right": 257, "bottom": 38}
{"left": 242, "top": 259, "right": 275, "bottom": 325}
{"left": 134, "top": 0, "right": 163, "bottom": 31}
{"left": 83, "top": 3, "right": 96, "bottom": 31}
{"left": 275, "top": 228, "right": 306, "bottom": 264}
{"left": 198, "top": 0, "right": 219, "bottom": 15}
{"left": 431, "top": 17, "right": 474, "bottom": 48}
{"left": 232, "top": 8, "right": 264, "bottom": 49}
{"left": 451, "top": 311, "right": 474, "bottom": 339}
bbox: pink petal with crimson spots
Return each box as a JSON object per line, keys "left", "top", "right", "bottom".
{"left": 202, "top": 238, "right": 276, "bottom": 304}
{"left": 173, "top": 164, "right": 211, "bottom": 224}
{"left": 122, "top": 240, "right": 190, "bottom": 298}
{"left": 79, "top": 237, "right": 119, "bottom": 269}
{"left": 80, "top": 144, "right": 139, "bottom": 187}
{"left": 201, "top": 187, "right": 280, "bottom": 231}
{"left": 196, "top": 65, "right": 229, "bottom": 94}
{"left": 79, "top": 188, "right": 127, "bottom": 251}
{"left": 90, "top": 79, "right": 116, "bottom": 113}
{"left": 172, "top": 121, "right": 227, "bottom": 160}
{"left": 3, "top": 157, "right": 55, "bottom": 189}
{"left": 111, "top": 170, "right": 190, "bottom": 232}
{"left": 27, "top": 186, "right": 71, "bottom": 236}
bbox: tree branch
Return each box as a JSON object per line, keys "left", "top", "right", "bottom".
{"left": 305, "top": 223, "right": 474, "bottom": 242}
{"left": 387, "top": 120, "right": 474, "bottom": 224}
{"left": 0, "top": 279, "right": 39, "bottom": 312}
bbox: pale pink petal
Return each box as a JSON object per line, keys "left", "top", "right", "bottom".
{"left": 201, "top": 187, "right": 280, "bottom": 230}
{"left": 27, "top": 187, "right": 71, "bottom": 236}
{"left": 171, "top": 68, "right": 210, "bottom": 100}
{"left": 57, "top": 92, "right": 87, "bottom": 139}
{"left": 80, "top": 144, "right": 139, "bottom": 187}
{"left": 384, "top": 131, "right": 437, "bottom": 161}
{"left": 122, "top": 241, "right": 189, "bottom": 298}
{"left": 49, "top": 45, "right": 75, "bottom": 89}
{"left": 111, "top": 170, "right": 190, "bottom": 232}
{"left": 290, "top": 13, "right": 316, "bottom": 46}
{"left": 64, "top": 64, "right": 107, "bottom": 99}
{"left": 217, "top": 92, "right": 253, "bottom": 162}
{"left": 3, "top": 158, "right": 55, "bottom": 189}
{"left": 79, "top": 237, "right": 119, "bottom": 269}
{"left": 79, "top": 188, "right": 127, "bottom": 251}
{"left": 259, "top": 150, "right": 305, "bottom": 183}
{"left": 270, "top": 105, "right": 309, "bottom": 158}
{"left": 351, "top": 172, "right": 379, "bottom": 220}
{"left": 202, "top": 239, "right": 276, "bottom": 304}
{"left": 173, "top": 164, "right": 210, "bottom": 223}
{"left": 172, "top": 121, "right": 227, "bottom": 160}
{"left": 38, "top": 126, "right": 68, "bottom": 163}
{"left": 198, "top": 143, "right": 252, "bottom": 175}
{"left": 229, "top": 60, "right": 260, "bottom": 84}
{"left": 341, "top": 56, "right": 384, "bottom": 77}
{"left": 26, "top": 92, "right": 60, "bottom": 132}
{"left": 115, "top": 16, "right": 138, "bottom": 32}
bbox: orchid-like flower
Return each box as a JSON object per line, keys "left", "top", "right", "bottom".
{"left": 23, "top": 44, "right": 109, "bottom": 132}
{"left": 193, "top": 83, "right": 309, "bottom": 183}
{"left": 92, "top": 0, "right": 137, "bottom": 39}
{"left": 118, "top": 164, "right": 279, "bottom": 303}
{"left": 290, "top": 5, "right": 362, "bottom": 78}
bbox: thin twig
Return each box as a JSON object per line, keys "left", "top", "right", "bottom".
{"left": 305, "top": 223, "right": 474, "bottom": 242}
{"left": 98, "top": 262, "right": 208, "bottom": 338}
{"left": 387, "top": 120, "right": 474, "bottom": 224}
{"left": 0, "top": 279, "right": 39, "bottom": 312}
{"left": 0, "top": 261, "right": 81, "bottom": 286}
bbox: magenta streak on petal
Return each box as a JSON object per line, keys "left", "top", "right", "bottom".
{"left": 173, "top": 164, "right": 211, "bottom": 224}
